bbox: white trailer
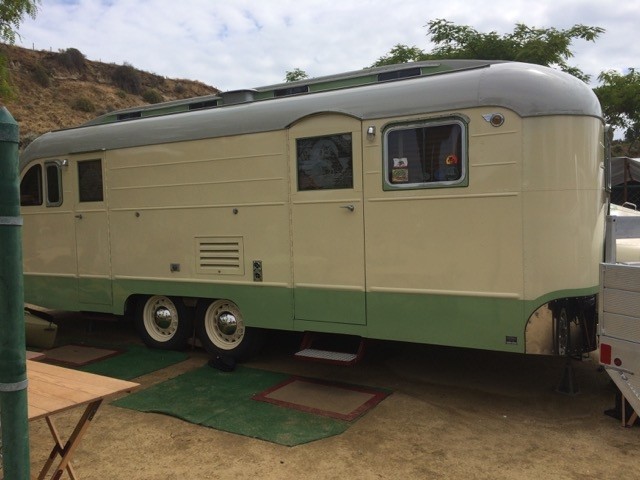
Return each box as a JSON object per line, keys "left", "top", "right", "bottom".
{"left": 600, "top": 214, "right": 640, "bottom": 424}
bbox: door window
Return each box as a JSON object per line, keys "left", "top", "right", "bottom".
{"left": 78, "top": 159, "right": 104, "bottom": 202}
{"left": 296, "top": 133, "right": 353, "bottom": 191}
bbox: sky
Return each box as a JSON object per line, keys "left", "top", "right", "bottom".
{"left": 14, "top": 0, "right": 640, "bottom": 91}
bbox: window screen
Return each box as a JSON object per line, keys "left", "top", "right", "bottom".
{"left": 297, "top": 133, "right": 353, "bottom": 191}
{"left": 20, "top": 164, "right": 43, "bottom": 206}
{"left": 78, "top": 159, "right": 104, "bottom": 202}
{"left": 384, "top": 121, "right": 465, "bottom": 189}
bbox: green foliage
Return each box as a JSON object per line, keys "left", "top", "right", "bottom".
{"left": 595, "top": 69, "right": 640, "bottom": 153}
{"left": 285, "top": 68, "right": 309, "bottom": 82}
{"left": 112, "top": 63, "right": 142, "bottom": 94}
{"left": 372, "top": 18, "right": 604, "bottom": 82}
{"left": 0, "top": 0, "right": 39, "bottom": 44}
{"left": 57, "top": 47, "right": 86, "bottom": 72}
{"left": 71, "top": 96, "right": 95, "bottom": 113}
{"left": 142, "top": 88, "right": 163, "bottom": 104}
{"left": 0, "top": 0, "right": 40, "bottom": 101}
{"left": 32, "top": 62, "right": 50, "bottom": 87}
{"left": 372, "top": 45, "right": 427, "bottom": 66}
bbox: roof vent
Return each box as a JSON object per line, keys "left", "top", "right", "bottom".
{"left": 188, "top": 99, "right": 219, "bottom": 110}
{"left": 274, "top": 85, "right": 310, "bottom": 97}
{"left": 378, "top": 67, "right": 421, "bottom": 82}
{"left": 221, "top": 89, "right": 257, "bottom": 105}
{"left": 117, "top": 111, "right": 142, "bottom": 121}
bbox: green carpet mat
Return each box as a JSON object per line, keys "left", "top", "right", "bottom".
{"left": 78, "top": 344, "right": 188, "bottom": 380}
{"left": 112, "top": 365, "right": 353, "bottom": 446}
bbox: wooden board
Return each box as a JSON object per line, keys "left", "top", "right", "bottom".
{"left": 27, "top": 360, "right": 139, "bottom": 421}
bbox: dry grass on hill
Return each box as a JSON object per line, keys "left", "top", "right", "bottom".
{"left": 1, "top": 44, "right": 219, "bottom": 148}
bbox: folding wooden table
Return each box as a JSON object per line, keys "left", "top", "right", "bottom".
{"left": 27, "top": 360, "right": 139, "bottom": 480}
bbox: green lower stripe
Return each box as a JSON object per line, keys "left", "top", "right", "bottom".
{"left": 366, "top": 291, "right": 524, "bottom": 352}
{"left": 295, "top": 287, "right": 366, "bottom": 325}
{"left": 23, "top": 274, "right": 597, "bottom": 353}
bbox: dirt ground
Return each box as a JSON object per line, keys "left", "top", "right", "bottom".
{"left": 26, "top": 313, "right": 639, "bottom": 480}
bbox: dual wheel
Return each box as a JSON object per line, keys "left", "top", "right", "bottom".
{"left": 134, "top": 295, "right": 261, "bottom": 360}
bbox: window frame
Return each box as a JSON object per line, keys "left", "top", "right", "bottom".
{"left": 382, "top": 117, "right": 468, "bottom": 191}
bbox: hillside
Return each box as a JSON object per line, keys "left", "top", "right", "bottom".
{"left": 0, "top": 44, "right": 220, "bottom": 148}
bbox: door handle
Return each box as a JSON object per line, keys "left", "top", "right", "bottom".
{"left": 340, "top": 204, "right": 355, "bottom": 212}
{"left": 75, "top": 214, "right": 83, "bottom": 220}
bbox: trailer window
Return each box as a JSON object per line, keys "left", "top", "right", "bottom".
{"left": 384, "top": 121, "right": 466, "bottom": 189}
{"left": 296, "top": 133, "right": 353, "bottom": 191}
{"left": 20, "top": 164, "right": 43, "bottom": 206}
{"left": 45, "top": 162, "right": 63, "bottom": 206}
{"left": 78, "top": 159, "right": 104, "bottom": 202}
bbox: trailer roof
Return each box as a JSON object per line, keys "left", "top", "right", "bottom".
{"left": 20, "top": 61, "right": 602, "bottom": 168}
{"left": 80, "top": 60, "right": 498, "bottom": 125}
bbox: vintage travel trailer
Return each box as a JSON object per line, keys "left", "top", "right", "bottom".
{"left": 19, "top": 60, "right": 606, "bottom": 361}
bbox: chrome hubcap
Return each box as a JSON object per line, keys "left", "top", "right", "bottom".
{"left": 154, "top": 307, "right": 173, "bottom": 330}
{"left": 217, "top": 312, "right": 237, "bottom": 336}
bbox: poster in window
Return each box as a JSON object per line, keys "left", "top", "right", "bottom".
{"left": 297, "top": 133, "right": 353, "bottom": 190}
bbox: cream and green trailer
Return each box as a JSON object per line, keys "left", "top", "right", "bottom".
{"left": 19, "top": 60, "right": 606, "bottom": 360}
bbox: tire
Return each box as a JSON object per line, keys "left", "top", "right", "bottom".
{"left": 195, "top": 299, "right": 263, "bottom": 361}
{"left": 134, "top": 295, "right": 194, "bottom": 350}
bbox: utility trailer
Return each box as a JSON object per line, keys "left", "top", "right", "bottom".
{"left": 600, "top": 214, "right": 640, "bottom": 424}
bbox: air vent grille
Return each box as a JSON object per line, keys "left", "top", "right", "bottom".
{"left": 196, "top": 237, "right": 244, "bottom": 275}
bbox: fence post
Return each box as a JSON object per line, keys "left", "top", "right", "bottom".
{"left": 0, "top": 106, "right": 30, "bottom": 479}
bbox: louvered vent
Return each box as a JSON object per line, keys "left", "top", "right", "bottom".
{"left": 196, "top": 237, "right": 244, "bottom": 275}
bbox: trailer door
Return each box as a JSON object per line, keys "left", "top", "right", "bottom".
{"left": 72, "top": 153, "right": 113, "bottom": 306}
{"left": 289, "top": 114, "right": 366, "bottom": 325}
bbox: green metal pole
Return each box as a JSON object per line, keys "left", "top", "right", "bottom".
{"left": 0, "top": 106, "right": 30, "bottom": 479}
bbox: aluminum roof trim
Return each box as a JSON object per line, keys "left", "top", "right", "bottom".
{"left": 20, "top": 62, "right": 602, "bottom": 169}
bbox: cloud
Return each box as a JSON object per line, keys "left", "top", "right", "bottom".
{"left": 15, "top": 0, "right": 640, "bottom": 90}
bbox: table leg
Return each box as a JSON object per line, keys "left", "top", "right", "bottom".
{"left": 37, "top": 399, "right": 103, "bottom": 480}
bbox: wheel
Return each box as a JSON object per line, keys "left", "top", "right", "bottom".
{"left": 135, "top": 295, "right": 193, "bottom": 350}
{"left": 195, "top": 299, "right": 263, "bottom": 361}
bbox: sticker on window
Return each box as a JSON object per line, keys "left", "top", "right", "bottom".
{"left": 391, "top": 157, "right": 409, "bottom": 183}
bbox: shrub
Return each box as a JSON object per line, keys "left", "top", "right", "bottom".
{"left": 58, "top": 48, "right": 86, "bottom": 72}
{"left": 111, "top": 63, "right": 141, "bottom": 94}
{"left": 142, "top": 88, "right": 163, "bottom": 104}
{"left": 174, "top": 82, "right": 186, "bottom": 95}
{"left": 71, "top": 96, "right": 95, "bottom": 113}
{"left": 32, "top": 63, "right": 50, "bottom": 87}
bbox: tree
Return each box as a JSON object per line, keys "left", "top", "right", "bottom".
{"left": 0, "top": 0, "right": 39, "bottom": 44}
{"left": 285, "top": 68, "right": 309, "bottom": 82}
{"left": 372, "top": 19, "right": 604, "bottom": 82}
{"left": 595, "top": 69, "right": 640, "bottom": 155}
{"left": 0, "top": 0, "right": 40, "bottom": 100}
{"left": 372, "top": 44, "right": 426, "bottom": 65}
